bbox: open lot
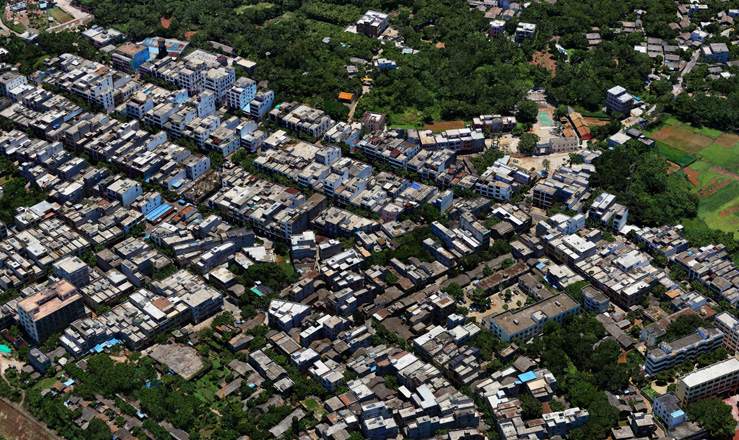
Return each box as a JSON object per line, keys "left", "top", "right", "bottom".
{"left": 49, "top": 7, "right": 73, "bottom": 24}
{"left": 648, "top": 118, "right": 739, "bottom": 238}
{"left": 0, "top": 400, "right": 57, "bottom": 440}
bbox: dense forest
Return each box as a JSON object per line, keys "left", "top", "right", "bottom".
{"left": 70, "top": 0, "right": 703, "bottom": 124}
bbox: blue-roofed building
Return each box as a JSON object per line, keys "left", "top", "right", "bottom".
{"left": 517, "top": 371, "right": 537, "bottom": 383}
{"left": 653, "top": 392, "right": 687, "bottom": 428}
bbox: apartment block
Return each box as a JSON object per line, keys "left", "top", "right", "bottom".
{"left": 226, "top": 76, "right": 257, "bottom": 111}
{"left": 52, "top": 256, "right": 90, "bottom": 288}
{"left": 268, "top": 102, "right": 333, "bottom": 139}
{"left": 676, "top": 358, "right": 739, "bottom": 406}
{"left": 485, "top": 294, "right": 580, "bottom": 342}
{"left": 645, "top": 327, "right": 724, "bottom": 375}
{"left": 112, "top": 43, "right": 150, "bottom": 73}
{"left": 588, "top": 192, "right": 628, "bottom": 232}
{"left": 17, "top": 280, "right": 85, "bottom": 342}
{"left": 606, "top": 85, "right": 635, "bottom": 116}
{"left": 357, "top": 10, "right": 389, "bottom": 37}
{"left": 0, "top": 71, "right": 28, "bottom": 97}
{"left": 715, "top": 311, "right": 739, "bottom": 353}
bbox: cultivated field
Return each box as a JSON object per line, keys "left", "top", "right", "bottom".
{"left": 648, "top": 118, "right": 739, "bottom": 237}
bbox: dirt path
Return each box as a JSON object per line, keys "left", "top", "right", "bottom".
{"left": 711, "top": 165, "right": 739, "bottom": 180}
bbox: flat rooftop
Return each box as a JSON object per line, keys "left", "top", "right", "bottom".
{"left": 148, "top": 344, "right": 204, "bottom": 380}
{"left": 490, "top": 293, "right": 579, "bottom": 335}
{"left": 681, "top": 357, "right": 739, "bottom": 388}
{"left": 18, "top": 280, "right": 80, "bottom": 322}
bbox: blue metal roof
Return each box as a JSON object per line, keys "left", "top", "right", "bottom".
{"left": 518, "top": 371, "right": 537, "bottom": 383}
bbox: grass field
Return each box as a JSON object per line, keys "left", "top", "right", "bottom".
{"left": 48, "top": 7, "right": 74, "bottom": 24}
{"left": 701, "top": 181, "right": 739, "bottom": 212}
{"left": 648, "top": 117, "right": 739, "bottom": 237}
{"left": 235, "top": 2, "right": 275, "bottom": 13}
{"left": 654, "top": 141, "right": 696, "bottom": 167}
{"left": 698, "top": 143, "right": 739, "bottom": 171}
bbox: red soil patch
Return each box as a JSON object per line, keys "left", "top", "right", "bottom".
{"left": 161, "top": 16, "right": 171, "bottom": 29}
{"left": 716, "top": 133, "right": 739, "bottom": 148}
{"left": 582, "top": 117, "right": 609, "bottom": 127}
{"left": 720, "top": 204, "right": 739, "bottom": 218}
{"left": 423, "top": 120, "right": 465, "bottom": 132}
{"left": 185, "top": 31, "right": 198, "bottom": 41}
{"left": 530, "top": 51, "right": 557, "bottom": 74}
{"left": 666, "top": 160, "right": 681, "bottom": 175}
{"left": 698, "top": 177, "right": 732, "bottom": 199}
{"left": 684, "top": 167, "right": 701, "bottom": 186}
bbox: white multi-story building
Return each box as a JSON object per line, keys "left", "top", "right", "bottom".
{"left": 105, "top": 178, "right": 143, "bottom": 206}
{"left": 676, "top": 358, "right": 739, "bottom": 406}
{"left": 182, "top": 154, "right": 211, "bottom": 180}
{"left": 715, "top": 311, "right": 739, "bottom": 353}
{"left": 606, "top": 85, "right": 635, "bottom": 116}
{"left": 203, "top": 67, "right": 236, "bottom": 105}
{"left": 486, "top": 294, "right": 580, "bottom": 342}
{"left": 226, "top": 76, "right": 257, "bottom": 111}
{"left": 645, "top": 327, "right": 725, "bottom": 375}
{"left": 52, "top": 256, "right": 90, "bottom": 288}
{"left": 588, "top": 192, "right": 628, "bottom": 232}
{"left": 0, "top": 72, "right": 27, "bottom": 97}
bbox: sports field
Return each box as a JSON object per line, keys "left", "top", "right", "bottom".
{"left": 538, "top": 112, "right": 554, "bottom": 126}
{"left": 648, "top": 118, "right": 739, "bottom": 237}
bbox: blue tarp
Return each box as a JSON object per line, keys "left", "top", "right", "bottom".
{"left": 64, "top": 379, "right": 75, "bottom": 387}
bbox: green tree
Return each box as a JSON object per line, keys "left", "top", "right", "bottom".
{"left": 516, "top": 100, "right": 539, "bottom": 123}
{"left": 518, "top": 133, "right": 540, "bottom": 155}
{"left": 444, "top": 282, "right": 464, "bottom": 301}
{"left": 688, "top": 398, "right": 737, "bottom": 438}
{"left": 520, "top": 394, "right": 543, "bottom": 420}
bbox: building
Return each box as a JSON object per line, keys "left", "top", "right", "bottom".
{"left": 182, "top": 154, "right": 211, "bottom": 180}
{"left": 489, "top": 20, "right": 506, "bottom": 37}
{"left": 606, "top": 85, "right": 635, "bottom": 116}
{"left": 645, "top": 327, "right": 724, "bottom": 375}
{"left": 112, "top": 43, "right": 150, "bottom": 73}
{"left": 515, "top": 23, "right": 536, "bottom": 43}
{"left": 676, "top": 358, "right": 739, "bottom": 406}
{"left": 52, "top": 256, "right": 90, "bottom": 288}
{"left": 226, "top": 76, "right": 257, "bottom": 111}
{"left": 653, "top": 393, "right": 687, "bottom": 429}
{"left": 268, "top": 102, "right": 333, "bottom": 139}
{"left": 357, "top": 10, "right": 389, "bottom": 37}
{"left": 702, "top": 43, "right": 729, "bottom": 63}
{"left": 485, "top": 294, "right": 580, "bottom": 342}
{"left": 362, "top": 111, "right": 386, "bottom": 132}
{"left": 17, "top": 280, "right": 85, "bottom": 342}
{"left": 714, "top": 311, "right": 739, "bottom": 353}
{"left": 81, "top": 26, "right": 123, "bottom": 48}
{"left": 588, "top": 192, "right": 628, "bottom": 232}
{"left": 250, "top": 89, "right": 274, "bottom": 119}
{"left": 0, "top": 72, "right": 28, "bottom": 98}
{"left": 268, "top": 300, "right": 311, "bottom": 332}
{"left": 28, "top": 348, "right": 51, "bottom": 373}
{"left": 582, "top": 285, "right": 609, "bottom": 313}
{"left": 105, "top": 178, "right": 143, "bottom": 206}
{"left": 203, "top": 67, "right": 236, "bottom": 105}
